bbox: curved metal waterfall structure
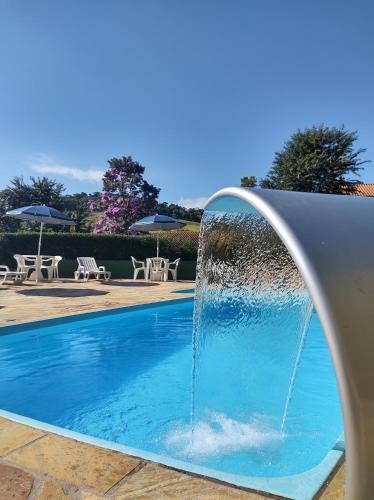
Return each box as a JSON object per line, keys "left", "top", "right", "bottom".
{"left": 204, "top": 187, "right": 374, "bottom": 500}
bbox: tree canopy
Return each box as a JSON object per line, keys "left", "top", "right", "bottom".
{"left": 0, "top": 177, "right": 95, "bottom": 232}
{"left": 1, "top": 176, "right": 64, "bottom": 210}
{"left": 156, "top": 202, "right": 203, "bottom": 222}
{"left": 61, "top": 192, "right": 91, "bottom": 232}
{"left": 260, "top": 125, "right": 369, "bottom": 194}
{"left": 0, "top": 176, "right": 66, "bottom": 231}
{"left": 90, "top": 156, "right": 160, "bottom": 233}
{"left": 240, "top": 176, "right": 257, "bottom": 188}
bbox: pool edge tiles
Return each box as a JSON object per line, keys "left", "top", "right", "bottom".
{"left": 0, "top": 297, "right": 344, "bottom": 499}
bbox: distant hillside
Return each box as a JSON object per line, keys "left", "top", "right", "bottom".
{"left": 180, "top": 220, "right": 200, "bottom": 232}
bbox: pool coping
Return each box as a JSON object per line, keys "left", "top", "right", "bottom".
{"left": 0, "top": 293, "right": 344, "bottom": 499}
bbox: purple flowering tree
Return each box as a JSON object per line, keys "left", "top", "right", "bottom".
{"left": 90, "top": 156, "right": 160, "bottom": 233}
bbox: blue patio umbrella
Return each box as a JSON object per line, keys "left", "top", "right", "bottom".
{"left": 6, "top": 205, "right": 75, "bottom": 281}
{"left": 129, "top": 214, "right": 185, "bottom": 257}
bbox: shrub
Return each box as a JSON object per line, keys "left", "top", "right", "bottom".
{"left": 0, "top": 232, "right": 198, "bottom": 266}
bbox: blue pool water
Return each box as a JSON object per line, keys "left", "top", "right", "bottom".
{"left": 0, "top": 298, "right": 342, "bottom": 482}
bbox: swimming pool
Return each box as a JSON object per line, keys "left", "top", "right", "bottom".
{"left": 0, "top": 297, "right": 343, "bottom": 499}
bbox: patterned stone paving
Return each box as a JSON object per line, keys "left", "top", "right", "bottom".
{"left": 7, "top": 435, "right": 141, "bottom": 494}
{"left": 0, "top": 421, "right": 45, "bottom": 457}
{"left": 0, "top": 278, "right": 194, "bottom": 326}
{"left": 0, "top": 464, "right": 34, "bottom": 500}
{"left": 0, "top": 279, "right": 344, "bottom": 499}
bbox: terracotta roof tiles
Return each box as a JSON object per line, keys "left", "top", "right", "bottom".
{"left": 349, "top": 184, "right": 374, "bottom": 197}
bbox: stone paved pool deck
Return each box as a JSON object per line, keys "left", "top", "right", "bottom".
{"left": 0, "top": 279, "right": 344, "bottom": 499}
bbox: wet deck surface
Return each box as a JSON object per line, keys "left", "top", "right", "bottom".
{"left": 0, "top": 279, "right": 344, "bottom": 499}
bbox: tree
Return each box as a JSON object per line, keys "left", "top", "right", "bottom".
{"left": 0, "top": 176, "right": 65, "bottom": 231}
{"left": 90, "top": 156, "right": 160, "bottom": 233}
{"left": 61, "top": 193, "right": 91, "bottom": 233}
{"left": 240, "top": 176, "right": 257, "bottom": 188}
{"left": 157, "top": 202, "right": 203, "bottom": 222}
{"left": 28, "top": 177, "right": 65, "bottom": 208}
{"left": 0, "top": 176, "right": 65, "bottom": 210}
{"left": 260, "top": 125, "right": 369, "bottom": 194}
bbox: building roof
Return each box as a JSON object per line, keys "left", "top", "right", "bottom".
{"left": 350, "top": 184, "right": 374, "bottom": 197}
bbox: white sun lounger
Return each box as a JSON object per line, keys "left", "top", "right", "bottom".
{"left": 0, "top": 266, "right": 27, "bottom": 285}
{"left": 74, "top": 257, "right": 111, "bottom": 282}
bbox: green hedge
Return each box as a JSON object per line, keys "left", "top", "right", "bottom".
{"left": 0, "top": 232, "right": 198, "bottom": 266}
{"left": 59, "top": 259, "right": 197, "bottom": 280}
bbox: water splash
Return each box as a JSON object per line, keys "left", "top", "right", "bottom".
{"left": 166, "top": 411, "right": 284, "bottom": 460}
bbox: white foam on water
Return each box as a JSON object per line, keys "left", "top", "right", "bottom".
{"left": 165, "top": 412, "right": 284, "bottom": 460}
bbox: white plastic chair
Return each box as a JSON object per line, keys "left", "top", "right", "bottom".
{"left": 148, "top": 257, "right": 168, "bottom": 281}
{"left": 40, "top": 256, "right": 55, "bottom": 281}
{"left": 51, "top": 256, "right": 62, "bottom": 280}
{"left": 0, "top": 266, "right": 27, "bottom": 285}
{"left": 74, "top": 257, "right": 111, "bottom": 282}
{"left": 167, "top": 258, "right": 180, "bottom": 281}
{"left": 131, "top": 256, "right": 146, "bottom": 280}
{"left": 14, "top": 254, "right": 37, "bottom": 279}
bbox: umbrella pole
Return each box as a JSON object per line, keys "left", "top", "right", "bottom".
{"left": 157, "top": 234, "right": 159, "bottom": 258}
{"left": 36, "top": 222, "right": 44, "bottom": 284}
{"left": 37, "top": 223, "right": 44, "bottom": 256}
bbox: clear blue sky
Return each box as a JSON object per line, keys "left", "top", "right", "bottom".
{"left": 0, "top": 0, "right": 373, "bottom": 207}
